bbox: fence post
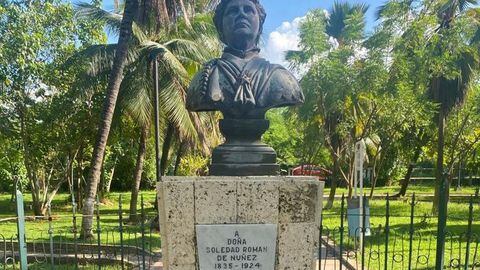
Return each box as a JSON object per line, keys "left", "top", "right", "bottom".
{"left": 361, "top": 196, "right": 366, "bottom": 270}
{"left": 72, "top": 194, "right": 79, "bottom": 269}
{"left": 319, "top": 210, "right": 323, "bottom": 270}
{"left": 384, "top": 194, "right": 390, "bottom": 270}
{"left": 47, "top": 203, "right": 54, "bottom": 269}
{"left": 464, "top": 196, "right": 474, "bottom": 270}
{"left": 96, "top": 195, "right": 101, "bottom": 270}
{"left": 408, "top": 193, "right": 415, "bottom": 270}
{"left": 339, "top": 194, "right": 345, "bottom": 270}
{"left": 119, "top": 194, "right": 125, "bottom": 270}
{"left": 435, "top": 173, "right": 449, "bottom": 270}
{"left": 141, "top": 195, "right": 146, "bottom": 270}
{"left": 15, "top": 190, "right": 28, "bottom": 270}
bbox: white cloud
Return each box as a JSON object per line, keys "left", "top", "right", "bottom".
{"left": 260, "top": 16, "right": 305, "bottom": 68}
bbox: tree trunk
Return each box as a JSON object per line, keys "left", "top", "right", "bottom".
{"left": 178, "top": 0, "right": 191, "bottom": 27}
{"left": 76, "top": 146, "right": 85, "bottom": 209}
{"left": 325, "top": 148, "right": 341, "bottom": 209}
{"left": 433, "top": 111, "right": 446, "bottom": 214}
{"left": 173, "top": 141, "right": 185, "bottom": 175}
{"left": 20, "top": 113, "right": 43, "bottom": 217}
{"left": 41, "top": 179, "right": 67, "bottom": 216}
{"left": 105, "top": 156, "right": 117, "bottom": 193}
{"left": 129, "top": 126, "right": 148, "bottom": 222}
{"left": 159, "top": 0, "right": 170, "bottom": 27}
{"left": 160, "top": 122, "right": 175, "bottom": 175}
{"left": 394, "top": 145, "right": 422, "bottom": 197}
{"left": 81, "top": 0, "right": 138, "bottom": 238}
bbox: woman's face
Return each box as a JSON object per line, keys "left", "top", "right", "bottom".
{"left": 221, "top": 0, "right": 260, "bottom": 49}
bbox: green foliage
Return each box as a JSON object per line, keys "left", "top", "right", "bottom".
{"left": 0, "top": 0, "right": 106, "bottom": 213}
{"left": 263, "top": 109, "right": 301, "bottom": 166}
{"left": 177, "top": 153, "right": 209, "bottom": 176}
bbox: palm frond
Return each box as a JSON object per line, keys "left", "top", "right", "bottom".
{"left": 326, "top": 1, "right": 369, "bottom": 41}
{"left": 460, "top": 0, "right": 478, "bottom": 12}
{"left": 71, "top": 44, "right": 139, "bottom": 76}
{"left": 164, "top": 38, "right": 210, "bottom": 64}
{"left": 375, "top": 3, "right": 389, "bottom": 20}
{"left": 174, "top": 14, "right": 220, "bottom": 55}
{"left": 158, "top": 78, "right": 197, "bottom": 140}
{"left": 75, "top": 3, "right": 147, "bottom": 42}
{"left": 75, "top": 3, "right": 122, "bottom": 35}
{"left": 472, "top": 27, "right": 480, "bottom": 44}
{"left": 428, "top": 46, "right": 479, "bottom": 115}
{"left": 141, "top": 41, "right": 190, "bottom": 81}
{"left": 119, "top": 58, "right": 153, "bottom": 127}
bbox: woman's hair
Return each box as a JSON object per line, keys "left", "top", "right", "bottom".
{"left": 213, "top": 0, "right": 266, "bottom": 45}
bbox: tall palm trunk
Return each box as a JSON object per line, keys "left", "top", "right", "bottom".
{"left": 129, "top": 126, "right": 148, "bottom": 222}
{"left": 159, "top": 0, "right": 170, "bottom": 27}
{"left": 433, "top": 110, "right": 447, "bottom": 213}
{"left": 81, "top": 0, "right": 139, "bottom": 238}
{"left": 173, "top": 141, "right": 185, "bottom": 175}
{"left": 160, "top": 122, "right": 175, "bottom": 175}
{"left": 178, "top": 0, "right": 191, "bottom": 27}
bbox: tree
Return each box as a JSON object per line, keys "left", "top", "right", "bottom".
{"left": 287, "top": 3, "right": 374, "bottom": 208}
{"left": 428, "top": 0, "right": 479, "bottom": 211}
{"left": 374, "top": 0, "right": 480, "bottom": 199}
{"left": 81, "top": 0, "right": 139, "bottom": 237}
{"left": 76, "top": 1, "right": 219, "bottom": 226}
{"left": 0, "top": 0, "right": 104, "bottom": 216}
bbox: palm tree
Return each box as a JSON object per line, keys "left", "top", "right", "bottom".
{"left": 79, "top": 0, "right": 138, "bottom": 238}
{"left": 430, "top": 0, "right": 479, "bottom": 212}
{"left": 326, "top": 1, "right": 369, "bottom": 46}
{"left": 75, "top": 2, "right": 219, "bottom": 228}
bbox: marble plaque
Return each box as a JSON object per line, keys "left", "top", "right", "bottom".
{"left": 196, "top": 224, "right": 277, "bottom": 270}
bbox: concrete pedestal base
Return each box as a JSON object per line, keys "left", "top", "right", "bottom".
{"left": 156, "top": 176, "right": 324, "bottom": 270}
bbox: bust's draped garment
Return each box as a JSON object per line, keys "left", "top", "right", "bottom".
{"left": 186, "top": 50, "right": 304, "bottom": 118}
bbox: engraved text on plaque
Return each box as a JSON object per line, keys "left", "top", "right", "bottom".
{"left": 196, "top": 224, "right": 277, "bottom": 270}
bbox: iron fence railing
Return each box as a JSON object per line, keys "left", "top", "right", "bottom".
{"left": 0, "top": 179, "right": 478, "bottom": 269}
{"left": 0, "top": 193, "right": 160, "bottom": 270}
{"left": 318, "top": 189, "right": 479, "bottom": 270}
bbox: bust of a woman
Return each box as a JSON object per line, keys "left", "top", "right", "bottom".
{"left": 186, "top": 0, "right": 304, "bottom": 119}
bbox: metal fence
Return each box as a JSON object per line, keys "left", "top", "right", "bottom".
{"left": 318, "top": 178, "right": 479, "bottom": 270}
{"left": 1, "top": 179, "right": 479, "bottom": 269}
{"left": 0, "top": 193, "right": 160, "bottom": 269}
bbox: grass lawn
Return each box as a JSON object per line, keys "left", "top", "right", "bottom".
{"left": 0, "top": 191, "right": 161, "bottom": 252}
{"left": 324, "top": 184, "right": 479, "bottom": 198}
{"left": 1, "top": 185, "right": 479, "bottom": 270}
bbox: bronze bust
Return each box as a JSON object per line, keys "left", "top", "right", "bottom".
{"left": 186, "top": 0, "right": 304, "bottom": 119}
{"left": 186, "top": 0, "right": 304, "bottom": 175}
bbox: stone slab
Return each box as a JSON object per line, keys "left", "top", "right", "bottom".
{"left": 195, "top": 180, "right": 237, "bottom": 224}
{"left": 277, "top": 222, "right": 317, "bottom": 270}
{"left": 157, "top": 180, "right": 196, "bottom": 266}
{"left": 236, "top": 180, "right": 279, "bottom": 223}
{"left": 157, "top": 176, "right": 324, "bottom": 270}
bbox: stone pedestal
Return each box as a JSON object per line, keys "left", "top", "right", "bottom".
{"left": 157, "top": 176, "right": 324, "bottom": 270}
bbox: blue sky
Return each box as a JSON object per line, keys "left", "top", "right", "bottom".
{"left": 260, "top": 0, "right": 385, "bottom": 35}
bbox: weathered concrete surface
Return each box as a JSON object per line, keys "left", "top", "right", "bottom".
{"left": 157, "top": 176, "right": 324, "bottom": 270}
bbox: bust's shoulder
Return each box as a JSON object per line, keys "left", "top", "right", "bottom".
{"left": 262, "top": 64, "right": 304, "bottom": 107}
{"left": 269, "top": 66, "right": 301, "bottom": 91}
